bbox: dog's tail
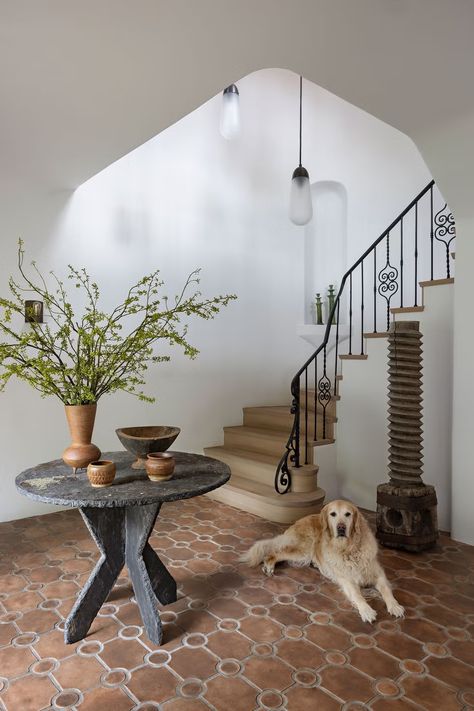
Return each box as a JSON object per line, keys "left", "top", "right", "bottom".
{"left": 240, "top": 535, "right": 284, "bottom": 567}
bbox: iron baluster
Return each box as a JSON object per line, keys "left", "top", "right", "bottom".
{"left": 349, "top": 272, "right": 353, "bottom": 354}
{"left": 333, "top": 298, "right": 340, "bottom": 397}
{"left": 318, "top": 347, "right": 331, "bottom": 440}
{"left": 414, "top": 201, "right": 418, "bottom": 306}
{"left": 400, "top": 217, "right": 404, "bottom": 307}
{"left": 314, "top": 355, "right": 318, "bottom": 442}
{"left": 304, "top": 368, "right": 308, "bottom": 465}
{"left": 373, "top": 246, "right": 377, "bottom": 333}
{"left": 378, "top": 232, "right": 399, "bottom": 332}
{"left": 360, "top": 260, "right": 364, "bottom": 355}
{"left": 294, "top": 375, "right": 300, "bottom": 469}
{"left": 434, "top": 204, "right": 456, "bottom": 279}
{"left": 430, "top": 185, "right": 434, "bottom": 280}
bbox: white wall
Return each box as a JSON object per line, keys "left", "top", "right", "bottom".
{"left": 451, "top": 215, "right": 474, "bottom": 544}
{"left": 0, "top": 68, "right": 432, "bottom": 522}
{"left": 335, "top": 283, "right": 454, "bottom": 531}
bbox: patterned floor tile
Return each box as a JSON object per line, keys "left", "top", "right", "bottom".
{"left": 0, "top": 500, "right": 472, "bottom": 710}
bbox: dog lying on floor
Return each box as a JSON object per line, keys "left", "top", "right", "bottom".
{"left": 241, "top": 499, "right": 404, "bottom": 623}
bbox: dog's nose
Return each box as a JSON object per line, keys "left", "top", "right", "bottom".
{"left": 337, "top": 523, "right": 346, "bottom": 537}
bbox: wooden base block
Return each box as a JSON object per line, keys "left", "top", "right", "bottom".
{"left": 376, "top": 482, "right": 438, "bottom": 552}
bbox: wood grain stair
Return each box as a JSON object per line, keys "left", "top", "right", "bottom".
{"left": 419, "top": 278, "right": 454, "bottom": 287}
{"left": 203, "top": 274, "right": 455, "bottom": 524}
{"left": 204, "top": 402, "right": 329, "bottom": 523}
{"left": 390, "top": 305, "right": 425, "bottom": 314}
{"left": 339, "top": 354, "right": 368, "bottom": 360}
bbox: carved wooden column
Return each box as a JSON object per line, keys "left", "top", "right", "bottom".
{"left": 376, "top": 321, "right": 438, "bottom": 551}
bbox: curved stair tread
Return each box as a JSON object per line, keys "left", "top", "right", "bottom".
{"left": 205, "top": 445, "right": 280, "bottom": 467}
{"left": 223, "top": 475, "right": 324, "bottom": 506}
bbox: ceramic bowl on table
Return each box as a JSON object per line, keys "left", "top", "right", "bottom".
{"left": 145, "top": 452, "right": 175, "bottom": 482}
{"left": 115, "top": 426, "right": 180, "bottom": 469}
{"left": 87, "top": 460, "right": 116, "bottom": 488}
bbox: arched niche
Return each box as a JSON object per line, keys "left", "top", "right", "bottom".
{"left": 303, "top": 181, "right": 347, "bottom": 324}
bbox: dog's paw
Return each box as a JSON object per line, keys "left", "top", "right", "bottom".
{"left": 262, "top": 562, "right": 274, "bottom": 577}
{"left": 360, "top": 605, "right": 377, "bottom": 624}
{"left": 388, "top": 602, "right": 405, "bottom": 618}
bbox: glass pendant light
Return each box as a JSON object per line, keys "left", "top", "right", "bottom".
{"left": 289, "top": 76, "right": 313, "bottom": 225}
{"left": 220, "top": 84, "right": 241, "bottom": 140}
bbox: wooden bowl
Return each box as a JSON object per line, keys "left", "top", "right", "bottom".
{"left": 115, "top": 426, "right": 180, "bottom": 469}
{"left": 87, "top": 460, "right": 116, "bottom": 488}
{"left": 145, "top": 453, "right": 175, "bottom": 482}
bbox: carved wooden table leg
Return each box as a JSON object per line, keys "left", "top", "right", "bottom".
{"left": 125, "top": 503, "right": 177, "bottom": 645}
{"left": 64, "top": 507, "right": 125, "bottom": 643}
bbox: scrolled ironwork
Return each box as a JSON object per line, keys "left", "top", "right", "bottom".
{"left": 276, "top": 180, "right": 455, "bottom": 495}
{"left": 434, "top": 204, "right": 456, "bottom": 278}
{"left": 317, "top": 374, "right": 331, "bottom": 407}
{"left": 378, "top": 234, "right": 399, "bottom": 331}
{"left": 274, "top": 395, "right": 299, "bottom": 494}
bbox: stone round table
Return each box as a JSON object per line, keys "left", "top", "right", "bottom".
{"left": 16, "top": 451, "right": 230, "bottom": 646}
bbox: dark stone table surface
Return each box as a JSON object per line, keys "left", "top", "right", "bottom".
{"left": 15, "top": 451, "right": 231, "bottom": 508}
{"left": 15, "top": 451, "right": 231, "bottom": 646}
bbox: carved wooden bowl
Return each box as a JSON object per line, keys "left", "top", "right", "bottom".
{"left": 115, "top": 426, "right": 181, "bottom": 469}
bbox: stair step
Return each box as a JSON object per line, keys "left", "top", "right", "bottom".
{"left": 204, "top": 445, "right": 278, "bottom": 488}
{"left": 205, "top": 474, "right": 325, "bottom": 524}
{"left": 243, "top": 405, "right": 335, "bottom": 436}
{"left": 339, "top": 354, "right": 368, "bottom": 360}
{"left": 223, "top": 425, "right": 333, "bottom": 460}
{"left": 364, "top": 332, "right": 389, "bottom": 339}
{"left": 419, "top": 278, "right": 454, "bottom": 287}
{"left": 390, "top": 305, "right": 424, "bottom": 314}
{"left": 298, "top": 395, "right": 337, "bottom": 416}
{"left": 223, "top": 425, "right": 290, "bottom": 458}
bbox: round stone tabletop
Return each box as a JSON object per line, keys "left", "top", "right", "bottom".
{"left": 16, "top": 451, "right": 231, "bottom": 508}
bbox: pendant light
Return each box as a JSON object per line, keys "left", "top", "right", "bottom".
{"left": 289, "top": 76, "right": 313, "bottom": 225}
{"left": 220, "top": 84, "right": 241, "bottom": 140}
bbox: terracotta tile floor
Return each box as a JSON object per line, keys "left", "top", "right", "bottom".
{"left": 0, "top": 498, "right": 473, "bottom": 710}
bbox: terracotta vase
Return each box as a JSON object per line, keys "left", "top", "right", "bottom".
{"left": 62, "top": 404, "right": 101, "bottom": 472}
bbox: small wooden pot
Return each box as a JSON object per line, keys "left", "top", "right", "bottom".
{"left": 87, "top": 460, "right": 116, "bottom": 488}
{"left": 145, "top": 453, "right": 175, "bottom": 482}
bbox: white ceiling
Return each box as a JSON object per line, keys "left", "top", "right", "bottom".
{"left": 1, "top": 0, "right": 473, "bottom": 212}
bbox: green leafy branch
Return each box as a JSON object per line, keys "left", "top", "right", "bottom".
{"left": 0, "top": 240, "right": 236, "bottom": 405}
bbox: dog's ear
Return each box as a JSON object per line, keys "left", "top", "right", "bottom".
{"left": 352, "top": 506, "right": 362, "bottom": 537}
{"left": 320, "top": 506, "right": 330, "bottom": 536}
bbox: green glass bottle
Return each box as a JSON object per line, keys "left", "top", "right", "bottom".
{"left": 327, "top": 284, "right": 337, "bottom": 325}
{"left": 315, "top": 293, "right": 323, "bottom": 325}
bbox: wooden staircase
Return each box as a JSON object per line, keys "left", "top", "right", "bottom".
{"left": 204, "top": 401, "right": 334, "bottom": 523}
{"left": 204, "top": 279, "right": 454, "bottom": 525}
{"left": 205, "top": 180, "right": 455, "bottom": 525}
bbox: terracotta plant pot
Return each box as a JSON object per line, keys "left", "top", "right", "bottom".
{"left": 87, "top": 460, "right": 116, "bottom": 488}
{"left": 145, "top": 452, "right": 175, "bottom": 482}
{"left": 62, "top": 403, "right": 101, "bottom": 472}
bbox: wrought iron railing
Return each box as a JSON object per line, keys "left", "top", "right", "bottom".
{"left": 275, "top": 180, "right": 455, "bottom": 493}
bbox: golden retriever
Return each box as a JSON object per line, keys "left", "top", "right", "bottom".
{"left": 242, "top": 499, "right": 404, "bottom": 623}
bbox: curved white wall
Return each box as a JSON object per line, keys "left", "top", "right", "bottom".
{"left": 304, "top": 181, "right": 347, "bottom": 324}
